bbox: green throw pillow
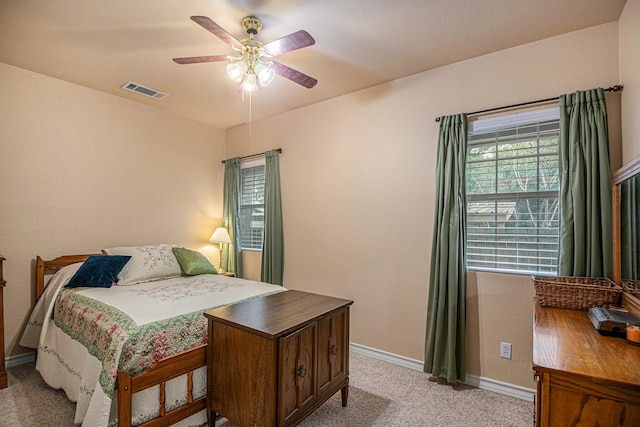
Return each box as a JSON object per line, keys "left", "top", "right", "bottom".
{"left": 172, "top": 247, "right": 218, "bottom": 276}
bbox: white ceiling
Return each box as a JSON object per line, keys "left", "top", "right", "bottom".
{"left": 0, "top": 0, "right": 627, "bottom": 130}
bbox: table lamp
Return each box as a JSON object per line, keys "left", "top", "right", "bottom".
{"left": 210, "top": 227, "right": 232, "bottom": 272}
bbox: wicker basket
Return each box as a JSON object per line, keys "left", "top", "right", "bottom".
{"left": 622, "top": 280, "right": 640, "bottom": 299}
{"left": 532, "top": 276, "right": 621, "bottom": 310}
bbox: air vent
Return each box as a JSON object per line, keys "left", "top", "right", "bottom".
{"left": 121, "top": 81, "right": 168, "bottom": 100}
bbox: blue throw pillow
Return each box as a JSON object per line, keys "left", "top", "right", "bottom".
{"left": 66, "top": 255, "right": 131, "bottom": 289}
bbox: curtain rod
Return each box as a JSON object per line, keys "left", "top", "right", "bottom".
{"left": 434, "top": 85, "right": 623, "bottom": 122}
{"left": 221, "top": 148, "right": 282, "bottom": 164}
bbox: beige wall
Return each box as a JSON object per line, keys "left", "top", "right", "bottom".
{"left": 0, "top": 63, "right": 226, "bottom": 358}
{"left": 620, "top": 0, "right": 640, "bottom": 163}
{"left": 226, "top": 22, "right": 621, "bottom": 388}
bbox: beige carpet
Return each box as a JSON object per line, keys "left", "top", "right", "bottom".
{"left": 0, "top": 352, "right": 533, "bottom": 426}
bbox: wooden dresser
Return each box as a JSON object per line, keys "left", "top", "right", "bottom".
{"left": 0, "top": 255, "right": 7, "bottom": 389}
{"left": 204, "top": 290, "right": 353, "bottom": 427}
{"left": 533, "top": 302, "right": 640, "bottom": 426}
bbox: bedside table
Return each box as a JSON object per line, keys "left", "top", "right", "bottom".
{"left": 204, "top": 290, "right": 353, "bottom": 426}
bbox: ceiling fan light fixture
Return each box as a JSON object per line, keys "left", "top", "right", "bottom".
{"left": 241, "top": 72, "right": 259, "bottom": 92}
{"left": 226, "top": 61, "right": 247, "bottom": 83}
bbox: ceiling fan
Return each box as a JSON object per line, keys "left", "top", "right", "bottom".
{"left": 173, "top": 16, "right": 317, "bottom": 92}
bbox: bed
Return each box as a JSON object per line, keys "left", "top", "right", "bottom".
{"left": 20, "top": 245, "right": 286, "bottom": 427}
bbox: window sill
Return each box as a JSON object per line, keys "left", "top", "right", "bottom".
{"left": 466, "top": 267, "right": 557, "bottom": 277}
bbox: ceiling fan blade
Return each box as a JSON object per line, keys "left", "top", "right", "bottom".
{"left": 262, "top": 30, "right": 315, "bottom": 57}
{"left": 173, "top": 55, "right": 230, "bottom": 64}
{"left": 190, "top": 16, "right": 243, "bottom": 49}
{"left": 271, "top": 61, "right": 317, "bottom": 89}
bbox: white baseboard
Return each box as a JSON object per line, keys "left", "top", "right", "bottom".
{"left": 350, "top": 342, "right": 424, "bottom": 371}
{"left": 349, "top": 342, "right": 535, "bottom": 402}
{"left": 5, "top": 352, "right": 36, "bottom": 369}
{"left": 464, "top": 373, "right": 535, "bottom": 402}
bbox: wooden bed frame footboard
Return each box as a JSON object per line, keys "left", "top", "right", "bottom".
{"left": 117, "top": 345, "right": 207, "bottom": 427}
{"left": 35, "top": 255, "right": 210, "bottom": 427}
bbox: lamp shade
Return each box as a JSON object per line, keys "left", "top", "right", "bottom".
{"left": 210, "top": 227, "right": 232, "bottom": 244}
{"left": 226, "top": 61, "right": 247, "bottom": 83}
{"left": 255, "top": 62, "right": 275, "bottom": 87}
{"left": 240, "top": 72, "right": 259, "bottom": 92}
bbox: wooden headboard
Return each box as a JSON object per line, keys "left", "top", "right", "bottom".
{"left": 35, "top": 254, "right": 101, "bottom": 302}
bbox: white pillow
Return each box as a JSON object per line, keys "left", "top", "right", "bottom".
{"left": 102, "top": 244, "right": 181, "bottom": 285}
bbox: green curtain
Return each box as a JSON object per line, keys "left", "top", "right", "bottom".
{"left": 424, "top": 113, "right": 468, "bottom": 384}
{"left": 261, "top": 149, "right": 284, "bottom": 285}
{"left": 621, "top": 176, "right": 640, "bottom": 280}
{"left": 222, "top": 157, "right": 243, "bottom": 277}
{"left": 558, "top": 88, "right": 613, "bottom": 278}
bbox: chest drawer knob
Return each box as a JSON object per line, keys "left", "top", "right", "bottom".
{"left": 298, "top": 364, "right": 307, "bottom": 378}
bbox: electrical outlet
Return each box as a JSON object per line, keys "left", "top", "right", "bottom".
{"left": 500, "top": 342, "right": 512, "bottom": 359}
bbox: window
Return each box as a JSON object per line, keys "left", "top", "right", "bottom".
{"left": 240, "top": 160, "right": 265, "bottom": 250}
{"left": 465, "top": 107, "right": 560, "bottom": 274}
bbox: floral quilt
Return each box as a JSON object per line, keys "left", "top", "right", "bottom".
{"left": 53, "top": 288, "right": 210, "bottom": 398}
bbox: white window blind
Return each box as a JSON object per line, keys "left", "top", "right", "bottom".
{"left": 240, "top": 161, "right": 265, "bottom": 250}
{"left": 466, "top": 107, "right": 560, "bottom": 274}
